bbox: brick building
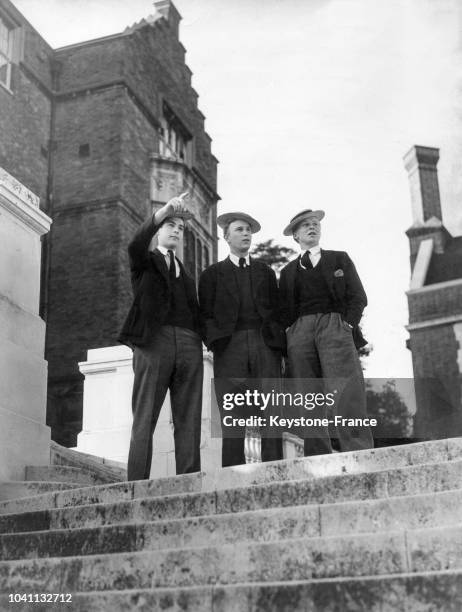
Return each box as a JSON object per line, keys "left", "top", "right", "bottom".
{"left": 0, "top": 0, "right": 219, "bottom": 445}
{"left": 404, "top": 146, "right": 462, "bottom": 439}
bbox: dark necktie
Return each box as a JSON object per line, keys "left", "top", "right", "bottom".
{"left": 239, "top": 257, "right": 246, "bottom": 268}
{"left": 301, "top": 251, "right": 313, "bottom": 269}
{"left": 168, "top": 249, "right": 176, "bottom": 281}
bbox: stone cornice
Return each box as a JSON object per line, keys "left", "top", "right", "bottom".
{"left": 406, "top": 277, "right": 462, "bottom": 296}
{"left": 150, "top": 154, "right": 219, "bottom": 202}
{"left": 406, "top": 314, "right": 462, "bottom": 331}
{"left": 0, "top": 168, "right": 51, "bottom": 236}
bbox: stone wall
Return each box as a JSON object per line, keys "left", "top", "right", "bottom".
{"left": 0, "top": 167, "right": 51, "bottom": 480}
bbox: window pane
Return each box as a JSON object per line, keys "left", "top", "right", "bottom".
{"left": 0, "top": 54, "right": 9, "bottom": 87}
{"left": 0, "top": 18, "right": 11, "bottom": 57}
{"left": 184, "top": 228, "right": 196, "bottom": 276}
{"left": 196, "top": 238, "right": 202, "bottom": 279}
{"left": 203, "top": 245, "right": 210, "bottom": 269}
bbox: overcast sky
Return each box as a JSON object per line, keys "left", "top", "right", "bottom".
{"left": 14, "top": 0, "right": 462, "bottom": 379}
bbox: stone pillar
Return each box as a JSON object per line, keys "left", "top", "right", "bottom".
{"left": 76, "top": 346, "right": 134, "bottom": 465}
{"left": 0, "top": 168, "right": 52, "bottom": 481}
{"left": 77, "top": 345, "right": 221, "bottom": 476}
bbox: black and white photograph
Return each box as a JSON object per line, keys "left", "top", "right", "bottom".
{"left": 0, "top": 0, "right": 462, "bottom": 609}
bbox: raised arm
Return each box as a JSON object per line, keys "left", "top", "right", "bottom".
{"left": 128, "top": 192, "right": 191, "bottom": 272}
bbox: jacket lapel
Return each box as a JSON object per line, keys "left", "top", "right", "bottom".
{"left": 177, "top": 259, "right": 198, "bottom": 309}
{"left": 219, "top": 257, "right": 239, "bottom": 304}
{"left": 319, "top": 249, "right": 337, "bottom": 300}
{"left": 285, "top": 258, "right": 299, "bottom": 318}
{"left": 287, "top": 257, "right": 299, "bottom": 286}
{"left": 151, "top": 248, "right": 169, "bottom": 284}
{"left": 249, "top": 257, "right": 265, "bottom": 301}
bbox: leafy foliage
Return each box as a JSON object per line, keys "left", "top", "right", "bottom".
{"left": 250, "top": 239, "right": 297, "bottom": 276}
{"left": 366, "top": 379, "right": 413, "bottom": 439}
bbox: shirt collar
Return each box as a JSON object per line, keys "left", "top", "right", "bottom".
{"left": 301, "top": 245, "right": 321, "bottom": 257}
{"left": 229, "top": 253, "right": 250, "bottom": 267}
{"left": 157, "top": 245, "right": 175, "bottom": 256}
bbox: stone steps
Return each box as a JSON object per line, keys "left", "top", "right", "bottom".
{"left": 1, "top": 438, "right": 461, "bottom": 610}
{"left": 1, "top": 570, "right": 461, "bottom": 612}
{"left": 25, "top": 465, "right": 119, "bottom": 487}
{"left": 54, "top": 571, "right": 462, "bottom": 612}
{"left": 0, "top": 481, "right": 81, "bottom": 503}
{"left": 2, "top": 456, "right": 462, "bottom": 533}
{"left": 1, "top": 487, "right": 461, "bottom": 561}
{"left": 49, "top": 441, "right": 127, "bottom": 483}
{"left": 1, "top": 525, "right": 462, "bottom": 591}
{"left": 2, "top": 436, "right": 461, "bottom": 517}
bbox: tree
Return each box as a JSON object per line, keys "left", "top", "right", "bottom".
{"left": 250, "top": 239, "right": 297, "bottom": 276}
{"left": 366, "top": 379, "right": 413, "bottom": 441}
{"left": 358, "top": 336, "right": 372, "bottom": 370}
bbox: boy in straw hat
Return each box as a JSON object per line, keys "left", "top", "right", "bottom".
{"left": 119, "top": 193, "right": 203, "bottom": 480}
{"left": 280, "top": 209, "right": 373, "bottom": 455}
{"left": 199, "top": 212, "right": 286, "bottom": 467}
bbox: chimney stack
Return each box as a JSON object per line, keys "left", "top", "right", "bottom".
{"left": 403, "top": 145, "right": 442, "bottom": 224}
{"left": 153, "top": 1, "right": 181, "bottom": 37}
{"left": 404, "top": 145, "right": 451, "bottom": 271}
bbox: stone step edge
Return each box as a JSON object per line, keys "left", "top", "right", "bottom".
{"left": 49, "top": 441, "right": 126, "bottom": 481}
{"left": 25, "top": 465, "right": 119, "bottom": 483}
{"left": 1, "top": 570, "right": 461, "bottom": 612}
{"left": 14, "top": 437, "right": 461, "bottom": 507}
{"left": 1, "top": 481, "right": 82, "bottom": 488}
{"left": 3, "top": 454, "right": 462, "bottom": 521}
{"left": 0, "top": 481, "right": 83, "bottom": 503}
{"left": 0, "top": 457, "right": 462, "bottom": 517}
{"left": 3, "top": 437, "right": 460, "bottom": 512}
{"left": 67, "top": 567, "right": 462, "bottom": 590}
{"left": 1, "top": 522, "right": 460, "bottom": 571}
{"left": 2, "top": 484, "right": 460, "bottom": 546}
{"left": 64, "top": 569, "right": 462, "bottom": 607}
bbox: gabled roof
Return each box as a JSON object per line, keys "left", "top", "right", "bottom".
{"left": 425, "top": 236, "right": 462, "bottom": 285}
{"left": 123, "top": 14, "right": 162, "bottom": 35}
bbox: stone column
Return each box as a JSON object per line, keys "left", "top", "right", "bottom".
{"left": 0, "top": 168, "right": 52, "bottom": 481}
{"left": 77, "top": 345, "right": 221, "bottom": 476}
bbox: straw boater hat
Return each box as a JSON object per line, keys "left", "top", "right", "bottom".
{"left": 283, "top": 209, "right": 325, "bottom": 236}
{"left": 217, "top": 212, "right": 261, "bottom": 234}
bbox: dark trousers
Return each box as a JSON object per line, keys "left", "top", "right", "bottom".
{"left": 214, "top": 329, "right": 283, "bottom": 467}
{"left": 127, "top": 325, "right": 203, "bottom": 480}
{"left": 287, "top": 312, "right": 374, "bottom": 455}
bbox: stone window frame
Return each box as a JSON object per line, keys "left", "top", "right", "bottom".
{"left": 158, "top": 100, "right": 193, "bottom": 166}
{"left": 183, "top": 225, "right": 211, "bottom": 284}
{"left": 0, "top": 11, "right": 23, "bottom": 94}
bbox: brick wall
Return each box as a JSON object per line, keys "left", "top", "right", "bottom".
{"left": 46, "top": 201, "right": 140, "bottom": 445}
{"left": 0, "top": 66, "right": 51, "bottom": 202}
{"left": 407, "top": 282, "right": 462, "bottom": 438}
{"left": 52, "top": 88, "right": 124, "bottom": 208}
{"left": 0, "top": 0, "right": 52, "bottom": 202}
{"left": 123, "top": 22, "right": 217, "bottom": 189}
{"left": 409, "top": 325, "right": 462, "bottom": 439}
{"left": 54, "top": 22, "right": 217, "bottom": 191}
{"left": 408, "top": 283, "right": 462, "bottom": 323}
{"left": 120, "top": 91, "right": 157, "bottom": 214}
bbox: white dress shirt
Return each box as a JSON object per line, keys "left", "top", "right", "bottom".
{"left": 229, "top": 253, "right": 250, "bottom": 267}
{"left": 300, "top": 245, "right": 321, "bottom": 268}
{"left": 157, "top": 245, "right": 180, "bottom": 278}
